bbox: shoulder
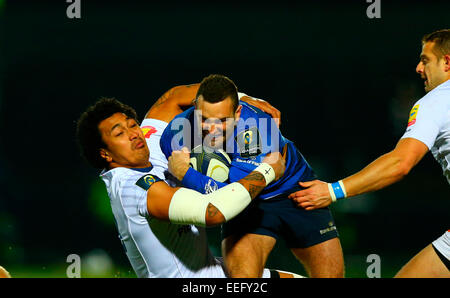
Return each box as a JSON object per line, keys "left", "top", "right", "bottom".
{"left": 172, "top": 106, "right": 195, "bottom": 121}
{"left": 162, "top": 107, "right": 195, "bottom": 134}
{"left": 240, "top": 101, "right": 269, "bottom": 118}
{"left": 140, "top": 118, "right": 168, "bottom": 135}
{"left": 101, "top": 167, "right": 164, "bottom": 199}
{"left": 419, "top": 80, "right": 450, "bottom": 108}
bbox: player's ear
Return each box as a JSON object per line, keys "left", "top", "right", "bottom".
{"left": 100, "top": 148, "right": 112, "bottom": 163}
{"left": 234, "top": 104, "right": 242, "bottom": 121}
{"left": 444, "top": 54, "right": 450, "bottom": 72}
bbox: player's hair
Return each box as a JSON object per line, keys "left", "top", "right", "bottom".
{"left": 422, "top": 29, "right": 450, "bottom": 58}
{"left": 195, "top": 74, "right": 239, "bottom": 111}
{"left": 76, "top": 97, "right": 139, "bottom": 169}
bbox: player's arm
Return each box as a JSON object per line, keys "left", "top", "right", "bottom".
{"left": 145, "top": 84, "right": 282, "bottom": 125}
{"left": 238, "top": 93, "right": 281, "bottom": 127}
{"left": 146, "top": 152, "right": 285, "bottom": 226}
{"left": 144, "top": 84, "right": 200, "bottom": 123}
{"left": 289, "top": 137, "right": 429, "bottom": 210}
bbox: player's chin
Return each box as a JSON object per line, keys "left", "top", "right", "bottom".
{"left": 133, "top": 151, "right": 150, "bottom": 164}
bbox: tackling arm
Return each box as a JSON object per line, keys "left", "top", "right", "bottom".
{"left": 341, "top": 138, "right": 428, "bottom": 197}
{"left": 146, "top": 152, "right": 284, "bottom": 226}
{"left": 145, "top": 84, "right": 281, "bottom": 125}
{"left": 145, "top": 84, "right": 200, "bottom": 123}
{"left": 289, "top": 138, "right": 429, "bottom": 210}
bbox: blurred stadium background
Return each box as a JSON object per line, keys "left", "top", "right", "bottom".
{"left": 0, "top": 0, "right": 449, "bottom": 277}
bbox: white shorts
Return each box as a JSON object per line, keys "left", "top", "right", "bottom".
{"left": 432, "top": 230, "right": 450, "bottom": 262}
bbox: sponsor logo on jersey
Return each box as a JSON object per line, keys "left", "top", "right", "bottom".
{"left": 136, "top": 174, "right": 161, "bottom": 191}
{"left": 235, "top": 127, "right": 262, "bottom": 158}
{"left": 141, "top": 126, "right": 158, "bottom": 138}
{"left": 407, "top": 104, "right": 419, "bottom": 127}
{"left": 243, "top": 130, "right": 253, "bottom": 145}
{"left": 204, "top": 179, "right": 218, "bottom": 194}
{"left": 235, "top": 157, "right": 260, "bottom": 166}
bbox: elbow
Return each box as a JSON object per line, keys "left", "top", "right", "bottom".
{"left": 392, "top": 159, "right": 412, "bottom": 181}
{"left": 205, "top": 214, "right": 226, "bottom": 227}
{"left": 205, "top": 220, "right": 223, "bottom": 227}
{"left": 204, "top": 203, "right": 226, "bottom": 227}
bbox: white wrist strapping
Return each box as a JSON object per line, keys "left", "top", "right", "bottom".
{"left": 253, "top": 163, "right": 276, "bottom": 186}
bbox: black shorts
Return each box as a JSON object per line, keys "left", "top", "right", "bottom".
{"left": 222, "top": 191, "right": 339, "bottom": 248}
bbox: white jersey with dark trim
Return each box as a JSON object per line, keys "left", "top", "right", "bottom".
{"left": 98, "top": 117, "right": 227, "bottom": 278}
{"left": 140, "top": 118, "right": 169, "bottom": 174}
{"left": 100, "top": 165, "right": 227, "bottom": 278}
{"left": 401, "top": 79, "right": 450, "bottom": 184}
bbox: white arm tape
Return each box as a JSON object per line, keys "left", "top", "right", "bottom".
{"left": 208, "top": 182, "right": 251, "bottom": 221}
{"left": 168, "top": 182, "right": 252, "bottom": 226}
{"left": 168, "top": 188, "right": 209, "bottom": 226}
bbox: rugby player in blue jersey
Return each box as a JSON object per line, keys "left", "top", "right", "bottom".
{"left": 160, "top": 74, "right": 344, "bottom": 277}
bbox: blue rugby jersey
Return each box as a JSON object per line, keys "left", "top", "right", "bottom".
{"left": 160, "top": 102, "right": 315, "bottom": 199}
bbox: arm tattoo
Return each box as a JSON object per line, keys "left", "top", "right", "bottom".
{"left": 207, "top": 203, "right": 220, "bottom": 218}
{"left": 152, "top": 92, "right": 169, "bottom": 109}
{"left": 239, "top": 171, "right": 266, "bottom": 200}
{"left": 205, "top": 203, "right": 222, "bottom": 224}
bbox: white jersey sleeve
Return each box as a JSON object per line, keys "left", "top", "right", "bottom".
{"left": 401, "top": 97, "right": 443, "bottom": 150}
{"left": 401, "top": 80, "right": 450, "bottom": 184}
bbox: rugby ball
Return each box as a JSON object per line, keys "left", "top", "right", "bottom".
{"left": 190, "top": 146, "right": 232, "bottom": 183}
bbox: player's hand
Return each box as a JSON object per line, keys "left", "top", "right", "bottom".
{"left": 168, "top": 147, "right": 190, "bottom": 181}
{"left": 240, "top": 96, "right": 281, "bottom": 127}
{"left": 288, "top": 180, "right": 332, "bottom": 210}
{"left": 262, "top": 151, "right": 286, "bottom": 181}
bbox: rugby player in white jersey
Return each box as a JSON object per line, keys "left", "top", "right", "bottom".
{"left": 76, "top": 89, "right": 302, "bottom": 278}
{"left": 289, "top": 29, "right": 450, "bottom": 277}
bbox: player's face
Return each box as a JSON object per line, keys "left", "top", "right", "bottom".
{"left": 98, "top": 112, "right": 150, "bottom": 169}
{"left": 416, "top": 42, "right": 449, "bottom": 92}
{"left": 195, "top": 96, "right": 241, "bottom": 149}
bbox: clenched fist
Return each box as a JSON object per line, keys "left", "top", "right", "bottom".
{"left": 168, "top": 147, "right": 191, "bottom": 181}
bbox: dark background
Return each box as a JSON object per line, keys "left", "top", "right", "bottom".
{"left": 0, "top": 0, "right": 449, "bottom": 277}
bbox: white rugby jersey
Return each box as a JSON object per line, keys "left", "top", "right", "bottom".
{"left": 140, "top": 118, "right": 169, "bottom": 173}
{"left": 99, "top": 118, "right": 227, "bottom": 278}
{"left": 401, "top": 79, "right": 450, "bottom": 184}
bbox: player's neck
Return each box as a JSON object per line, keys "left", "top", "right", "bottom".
{"left": 108, "top": 160, "right": 152, "bottom": 170}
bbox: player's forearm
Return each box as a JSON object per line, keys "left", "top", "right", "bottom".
{"left": 145, "top": 84, "right": 200, "bottom": 121}
{"left": 237, "top": 171, "right": 268, "bottom": 200}
{"left": 169, "top": 84, "right": 200, "bottom": 108}
{"left": 203, "top": 163, "right": 276, "bottom": 225}
{"left": 342, "top": 151, "right": 410, "bottom": 198}
{"left": 169, "top": 163, "right": 276, "bottom": 227}
{"left": 182, "top": 167, "right": 228, "bottom": 193}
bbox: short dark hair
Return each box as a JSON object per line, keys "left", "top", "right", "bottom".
{"left": 195, "top": 74, "right": 239, "bottom": 111}
{"left": 76, "top": 97, "right": 139, "bottom": 169}
{"left": 422, "top": 29, "right": 450, "bottom": 58}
